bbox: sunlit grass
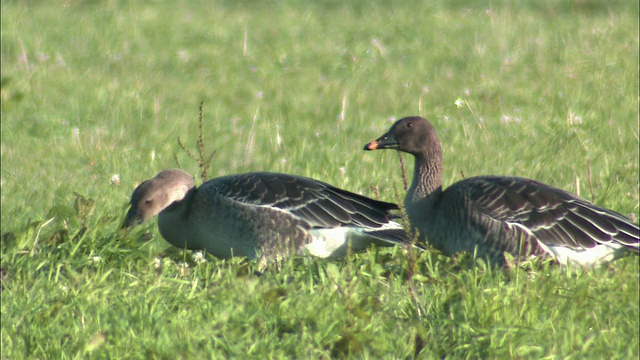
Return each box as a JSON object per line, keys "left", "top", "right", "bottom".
{"left": 1, "top": 0, "right": 638, "bottom": 358}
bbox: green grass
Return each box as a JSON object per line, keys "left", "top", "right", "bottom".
{"left": 2, "top": 0, "right": 638, "bottom": 358}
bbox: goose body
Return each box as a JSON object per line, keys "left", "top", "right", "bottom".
{"left": 123, "top": 169, "right": 412, "bottom": 265}
{"left": 364, "top": 116, "right": 639, "bottom": 266}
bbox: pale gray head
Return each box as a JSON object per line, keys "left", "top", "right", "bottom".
{"left": 122, "top": 169, "right": 195, "bottom": 228}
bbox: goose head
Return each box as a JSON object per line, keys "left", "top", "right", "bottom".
{"left": 363, "top": 116, "right": 440, "bottom": 157}
{"left": 122, "top": 169, "right": 195, "bottom": 228}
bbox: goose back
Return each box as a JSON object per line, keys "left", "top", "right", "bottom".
{"left": 418, "top": 176, "right": 639, "bottom": 265}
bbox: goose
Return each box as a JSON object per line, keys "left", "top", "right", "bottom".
{"left": 363, "top": 116, "right": 639, "bottom": 266}
{"left": 123, "top": 169, "right": 414, "bottom": 267}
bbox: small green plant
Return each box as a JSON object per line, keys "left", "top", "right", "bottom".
{"left": 175, "top": 102, "right": 217, "bottom": 182}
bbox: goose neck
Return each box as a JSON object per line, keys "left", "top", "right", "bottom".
{"left": 408, "top": 154, "right": 442, "bottom": 202}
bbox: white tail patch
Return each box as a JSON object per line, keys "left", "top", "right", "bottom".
{"left": 305, "top": 227, "right": 371, "bottom": 258}
{"left": 544, "top": 243, "right": 626, "bottom": 266}
{"left": 305, "top": 221, "right": 406, "bottom": 258}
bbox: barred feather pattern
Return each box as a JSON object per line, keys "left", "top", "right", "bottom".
{"left": 364, "top": 116, "right": 639, "bottom": 266}
{"left": 124, "top": 170, "right": 412, "bottom": 266}
{"left": 459, "top": 176, "right": 638, "bottom": 264}
{"left": 207, "top": 172, "right": 403, "bottom": 230}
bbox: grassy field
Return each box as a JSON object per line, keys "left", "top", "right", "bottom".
{"left": 2, "top": 0, "right": 638, "bottom": 358}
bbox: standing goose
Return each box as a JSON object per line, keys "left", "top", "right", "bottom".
{"left": 123, "top": 169, "right": 413, "bottom": 267}
{"left": 364, "top": 116, "right": 639, "bottom": 266}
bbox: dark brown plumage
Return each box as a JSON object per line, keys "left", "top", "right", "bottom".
{"left": 364, "top": 116, "right": 639, "bottom": 266}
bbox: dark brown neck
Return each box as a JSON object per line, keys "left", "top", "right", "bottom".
{"left": 408, "top": 150, "right": 443, "bottom": 203}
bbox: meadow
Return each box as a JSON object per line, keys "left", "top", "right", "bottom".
{"left": 1, "top": 0, "right": 638, "bottom": 358}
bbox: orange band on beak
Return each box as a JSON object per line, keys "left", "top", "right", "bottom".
{"left": 364, "top": 140, "right": 379, "bottom": 150}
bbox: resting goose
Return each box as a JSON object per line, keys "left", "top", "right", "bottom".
{"left": 123, "top": 169, "right": 413, "bottom": 266}
{"left": 364, "top": 116, "right": 639, "bottom": 266}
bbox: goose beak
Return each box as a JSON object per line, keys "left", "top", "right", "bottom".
{"left": 364, "top": 133, "right": 398, "bottom": 150}
{"left": 121, "top": 206, "right": 142, "bottom": 230}
{"left": 363, "top": 140, "right": 380, "bottom": 150}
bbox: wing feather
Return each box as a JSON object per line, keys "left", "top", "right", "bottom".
{"left": 204, "top": 172, "right": 401, "bottom": 231}
{"left": 460, "top": 176, "right": 639, "bottom": 256}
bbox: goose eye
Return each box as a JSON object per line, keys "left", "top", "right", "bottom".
{"left": 407, "top": 122, "right": 413, "bottom": 128}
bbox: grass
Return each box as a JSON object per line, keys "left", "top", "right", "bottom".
{"left": 1, "top": 0, "right": 638, "bottom": 358}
